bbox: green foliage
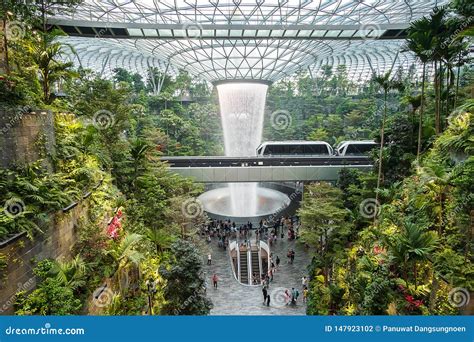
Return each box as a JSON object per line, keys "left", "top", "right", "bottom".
{"left": 0, "top": 162, "right": 82, "bottom": 240}
{"left": 160, "top": 240, "right": 212, "bottom": 315}
{"left": 15, "top": 278, "right": 82, "bottom": 315}
{"left": 14, "top": 259, "right": 83, "bottom": 315}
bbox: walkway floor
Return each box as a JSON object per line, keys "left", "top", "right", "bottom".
{"left": 203, "top": 233, "right": 311, "bottom": 315}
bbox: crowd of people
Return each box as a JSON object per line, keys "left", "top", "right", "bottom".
{"left": 204, "top": 215, "right": 309, "bottom": 309}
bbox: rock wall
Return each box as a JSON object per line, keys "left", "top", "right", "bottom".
{"left": 0, "top": 202, "right": 89, "bottom": 315}
{"left": 0, "top": 108, "right": 55, "bottom": 169}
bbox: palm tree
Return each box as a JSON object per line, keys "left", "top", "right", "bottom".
{"left": 130, "top": 139, "right": 151, "bottom": 180}
{"left": 372, "top": 72, "right": 404, "bottom": 223}
{"left": 428, "top": 7, "right": 449, "bottom": 135}
{"left": 405, "top": 17, "right": 435, "bottom": 159}
{"left": 388, "top": 220, "right": 438, "bottom": 290}
{"left": 106, "top": 233, "right": 144, "bottom": 292}
{"left": 145, "top": 227, "right": 175, "bottom": 254}
{"left": 23, "top": 30, "right": 77, "bottom": 104}
{"left": 50, "top": 255, "right": 87, "bottom": 291}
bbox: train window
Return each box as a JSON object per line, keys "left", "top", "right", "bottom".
{"left": 290, "top": 145, "right": 304, "bottom": 154}
{"left": 346, "top": 144, "right": 376, "bottom": 155}
{"left": 263, "top": 145, "right": 274, "bottom": 155}
{"left": 303, "top": 144, "right": 329, "bottom": 154}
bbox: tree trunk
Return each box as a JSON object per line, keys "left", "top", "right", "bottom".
{"left": 434, "top": 61, "right": 441, "bottom": 135}
{"left": 413, "top": 262, "right": 418, "bottom": 290}
{"left": 429, "top": 273, "right": 439, "bottom": 313}
{"left": 454, "top": 54, "right": 461, "bottom": 108}
{"left": 2, "top": 17, "right": 10, "bottom": 74}
{"left": 417, "top": 63, "right": 427, "bottom": 159}
{"left": 374, "top": 90, "right": 387, "bottom": 225}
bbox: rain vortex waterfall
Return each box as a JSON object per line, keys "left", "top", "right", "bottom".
{"left": 216, "top": 82, "right": 268, "bottom": 217}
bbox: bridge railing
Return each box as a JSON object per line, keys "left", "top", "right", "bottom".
{"left": 160, "top": 156, "right": 371, "bottom": 168}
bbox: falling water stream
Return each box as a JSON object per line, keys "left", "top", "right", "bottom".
{"left": 198, "top": 82, "right": 290, "bottom": 218}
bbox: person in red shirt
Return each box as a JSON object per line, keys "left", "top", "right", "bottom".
{"left": 212, "top": 274, "right": 218, "bottom": 289}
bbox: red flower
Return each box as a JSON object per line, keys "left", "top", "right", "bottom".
{"left": 413, "top": 300, "right": 423, "bottom": 307}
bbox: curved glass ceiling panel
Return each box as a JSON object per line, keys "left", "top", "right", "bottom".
{"left": 52, "top": 0, "right": 448, "bottom": 82}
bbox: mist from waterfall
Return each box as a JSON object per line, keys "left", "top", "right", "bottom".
{"left": 216, "top": 82, "right": 268, "bottom": 217}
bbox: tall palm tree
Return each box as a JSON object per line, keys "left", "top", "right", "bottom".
{"left": 405, "top": 17, "right": 435, "bottom": 159}
{"left": 372, "top": 71, "right": 404, "bottom": 223}
{"left": 428, "top": 7, "right": 449, "bottom": 135}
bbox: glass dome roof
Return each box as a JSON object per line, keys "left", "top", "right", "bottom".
{"left": 49, "top": 0, "right": 448, "bottom": 82}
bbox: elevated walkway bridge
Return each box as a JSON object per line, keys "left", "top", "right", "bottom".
{"left": 160, "top": 156, "right": 372, "bottom": 183}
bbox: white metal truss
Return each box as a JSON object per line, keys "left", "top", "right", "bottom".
{"left": 51, "top": 0, "right": 448, "bottom": 82}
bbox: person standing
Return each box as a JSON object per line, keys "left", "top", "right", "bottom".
{"left": 207, "top": 253, "right": 212, "bottom": 265}
{"left": 302, "top": 276, "right": 308, "bottom": 289}
{"left": 266, "top": 292, "right": 271, "bottom": 306}
{"left": 212, "top": 274, "right": 218, "bottom": 288}
{"left": 262, "top": 286, "right": 268, "bottom": 304}
{"left": 291, "top": 287, "right": 297, "bottom": 305}
{"left": 276, "top": 256, "right": 280, "bottom": 269}
{"left": 303, "top": 286, "right": 308, "bottom": 303}
{"left": 284, "top": 289, "right": 291, "bottom": 305}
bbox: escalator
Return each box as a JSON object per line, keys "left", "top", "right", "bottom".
{"left": 251, "top": 250, "right": 260, "bottom": 284}
{"left": 239, "top": 249, "right": 248, "bottom": 284}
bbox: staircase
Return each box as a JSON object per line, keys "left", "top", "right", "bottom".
{"left": 239, "top": 249, "right": 248, "bottom": 284}
{"left": 251, "top": 250, "right": 260, "bottom": 284}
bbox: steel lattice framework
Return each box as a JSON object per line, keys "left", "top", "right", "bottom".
{"left": 50, "top": 0, "right": 448, "bottom": 82}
